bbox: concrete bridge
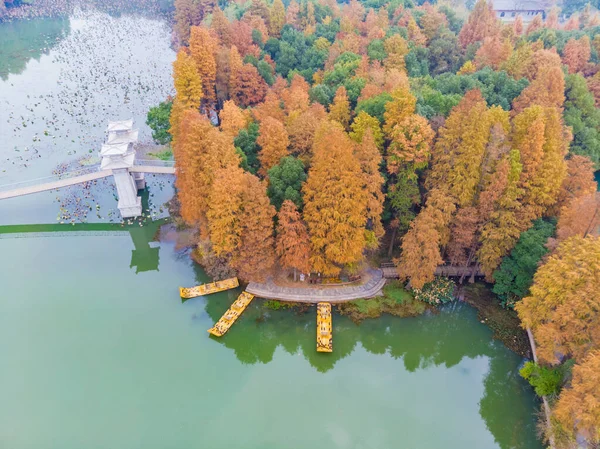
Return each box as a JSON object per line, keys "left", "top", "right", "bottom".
{"left": 0, "top": 120, "right": 175, "bottom": 219}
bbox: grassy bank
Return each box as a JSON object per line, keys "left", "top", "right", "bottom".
{"left": 336, "top": 281, "right": 432, "bottom": 323}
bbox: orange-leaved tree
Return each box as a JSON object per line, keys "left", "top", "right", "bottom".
{"left": 189, "top": 26, "right": 217, "bottom": 106}
{"left": 512, "top": 66, "right": 565, "bottom": 113}
{"left": 556, "top": 193, "right": 600, "bottom": 242}
{"left": 395, "top": 199, "right": 444, "bottom": 289}
{"left": 477, "top": 150, "right": 524, "bottom": 279}
{"left": 354, "top": 129, "right": 385, "bottom": 240}
{"left": 207, "top": 166, "right": 276, "bottom": 281}
{"left": 554, "top": 350, "right": 600, "bottom": 446}
{"left": 219, "top": 100, "right": 247, "bottom": 137}
{"left": 233, "top": 173, "right": 276, "bottom": 281}
{"left": 286, "top": 103, "right": 327, "bottom": 162}
{"left": 207, "top": 165, "right": 245, "bottom": 257}
{"left": 349, "top": 111, "right": 384, "bottom": 149}
{"left": 396, "top": 188, "right": 456, "bottom": 288}
{"left": 170, "top": 49, "right": 203, "bottom": 146}
{"left": 328, "top": 86, "right": 351, "bottom": 129}
{"left": 562, "top": 36, "right": 592, "bottom": 74}
{"left": 257, "top": 117, "right": 290, "bottom": 176}
{"left": 515, "top": 235, "right": 600, "bottom": 364}
{"left": 276, "top": 200, "right": 311, "bottom": 279}
{"left": 175, "top": 111, "right": 241, "bottom": 229}
{"left": 512, "top": 106, "right": 569, "bottom": 225}
{"left": 174, "top": 0, "right": 196, "bottom": 45}
{"left": 230, "top": 63, "right": 268, "bottom": 107}
{"left": 551, "top": 155, "right": 597, "bottom": 215}
{"left": 211, "top": 7, "right": 232, "bottom": 47}
{"left": 525, "top": 14, "right": 542, "bottom": 35}
{"left": 383, "top": 34, "right": 409, "bottom": 71}
{"left": 426, "top": 89, "right": 496, "bottom": 208}
{"left": 458, "top": 0, "right": 500, "bottom": 47}
{"left": 269, "top": 0, "right": 286, "bottom": 37}
{"left": 254, "top": 90, "right": 286, "bottom": 123}
{"left": 303, "top": 121, "right": 369, "bottom": 275}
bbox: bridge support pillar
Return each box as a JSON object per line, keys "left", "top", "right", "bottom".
{"left": 113, "top": 169, "right": 142, "bottom": 218}
{"left": 133, "top": 172, "right": 146, "bottom": 190}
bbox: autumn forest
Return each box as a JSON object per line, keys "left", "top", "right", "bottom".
{"left": 151, "top": 0, "right": 600, "bottom": 445}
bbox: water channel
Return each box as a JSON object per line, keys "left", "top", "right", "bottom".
{"left": 0, "top": 7, "right": 543, "bottom": 449}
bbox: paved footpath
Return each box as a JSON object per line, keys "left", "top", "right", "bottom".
{"left": 0, "top": 166, "right": 175, "bottom": 200}
{"left": 246, "top": 269, "right": 387, "bottom": 303}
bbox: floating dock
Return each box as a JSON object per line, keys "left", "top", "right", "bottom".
{"left": 179, "top": 277, "right": 239, "bottom": 299}
{"left": 316, "top": 302, "right": 333, "bottom": 352}
{"left": 208, "top": 291, "right": 255, "bottom": 337}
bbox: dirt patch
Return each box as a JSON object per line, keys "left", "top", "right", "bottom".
{"left": 462, "top": 283, "right": 531, "bottom": 358}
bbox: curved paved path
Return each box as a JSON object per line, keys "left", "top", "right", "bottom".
{"left": 246, "top": 269, "right": 387, "bottom": 303}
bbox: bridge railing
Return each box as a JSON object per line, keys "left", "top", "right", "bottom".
{"left": 134, "top": 159, "right": 175, "bottom": 167}
{"left": 0, "top": 165, "right": 102, "bottom": 193}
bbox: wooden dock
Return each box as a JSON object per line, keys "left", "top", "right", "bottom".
{"left": 316, "top": 302, "right": 333, "bottom": 353}
{"left": 179, "top": 277, "right": 239, "bottom": 299}
{"left": 208, "top": 291, "right": 254, "bottom": 337}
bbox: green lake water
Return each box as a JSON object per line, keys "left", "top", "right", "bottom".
{"left": 0, "top": 8, "right": 543, "bottom": 449}
{"left": 0, "top": 222, "right": 542, "bottom": 449}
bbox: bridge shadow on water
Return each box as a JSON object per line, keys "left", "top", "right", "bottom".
{"left": 0, "top": 213, "right": 166, "bottom": 274}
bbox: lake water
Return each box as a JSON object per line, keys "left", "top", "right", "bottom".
{"left": 0, "top": 8, "right": 543, "bottom": 449}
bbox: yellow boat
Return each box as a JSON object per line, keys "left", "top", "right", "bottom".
{"left": 179, "top": 277, "right": 239, "bottom": 299}
{"left": 208, "top": 291, "right": 255, "bottom": 337}
{"left": 316, "top": 302, "right": 333, "bottom": 353}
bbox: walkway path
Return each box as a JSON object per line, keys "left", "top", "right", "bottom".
{"left": 0, "top": 165, "right": 175, "bottom": 200}
{"left": 0, "top": 170, "right": 113, "bottom": 200}
{"left": 246, "top": 269, "right": 386, "bottom": 303}
{"left": 381, "top": 265, "right": 484, "bottom": 279}
{"left": 130, "top": 166, "right": 176, "bottom": 175}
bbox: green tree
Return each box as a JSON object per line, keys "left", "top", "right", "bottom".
{"left": 355, "top": 93, "right": 393, "bottom": 124}
{"left": 367, "top": 39, "right": 387, "bottom": 62}
{"left": 234, "top": 122, "right": 261, "bottom": 174}
{"left": 519, "top": 361, "right": 572, "bottom": 397}
{"left": 405, "top": 47, "right": 430, "bottom": 78}
{"left": 492, "top": 219, "right": 556, "bottom": 308}
{"left": 387, "top": 167, "right": 421, "bottom": 235}
{"left": 257, "top": 60, "right": 276, "bottom": 85}
{"left": 309, "top": 84, "right": 333, "bottom": 106}
{"left": 267, "top": 156, "right": 307, "bottom": 210}
{"left": 428, "top": 28, "right": 462, "bottom": 75}
{"left": 564, "top": 73, "right": 600, "bottom": 168}
{"left": 146, "top": 100, "right": 173, "bottom": 145}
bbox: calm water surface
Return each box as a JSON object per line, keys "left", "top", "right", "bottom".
{"left": 0, "top": 223, "right": 542, "bottom": 449}
{"left": 0, "top": 9, "right": 175, "bottom": 224}
{"left": 0, "top": 9, "right": 543, "bottom": 449}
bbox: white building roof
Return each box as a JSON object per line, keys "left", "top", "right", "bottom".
{"left": 493, "top": 0, "right": 551, "bottom": 10}
{"left": 100, "top": 152, "right": 136, "bottom": 170}
{"left": 107, "top": 119, "right": 134, "bottom": 133}
{"left": 100, "top": 142, "right": 133, "bottom": 157}
{"left": 107, "top": 129, "right": 139, "bottom": 145}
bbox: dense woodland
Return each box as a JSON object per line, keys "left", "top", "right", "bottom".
{"left": 158, "top": 0, "right": 600, "bottom": 445}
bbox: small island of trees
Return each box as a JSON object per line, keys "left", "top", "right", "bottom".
{"left": 145, "top": 0, "right": 600, "bottom": 446}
